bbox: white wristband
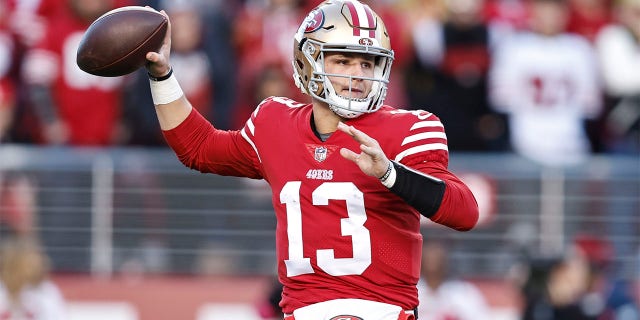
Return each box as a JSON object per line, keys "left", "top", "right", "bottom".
{"left": 149, "top": 72, "right": 184, "bottom": 105}
{"left": 381, "top": 163, "right": 397, "bottom": 188}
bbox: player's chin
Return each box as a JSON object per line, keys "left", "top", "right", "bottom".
{"left": 339, "top": 92, "right": 367, "bottom": 101}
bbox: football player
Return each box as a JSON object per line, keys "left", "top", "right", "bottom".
{"left": 145, "top": 1, "right": 479, "bottom": 319}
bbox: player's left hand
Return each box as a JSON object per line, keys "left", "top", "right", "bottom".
{"left": 337, "top": 122, "right": 390, "bottom": 179}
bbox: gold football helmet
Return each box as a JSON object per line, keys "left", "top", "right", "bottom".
{"left": 292, "top": 0, "right": 394, "bottom": 118}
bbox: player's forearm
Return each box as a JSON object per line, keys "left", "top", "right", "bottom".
{"left": 385, "top": 161, "right": 446, "bottom": 218}
{"left": 387, "top": 161, "right": 478, "bottom": 231}
{"left": 149, "top": 69, "right": 192, "bottom": 130}
{"left": 429, "top": 175, "right": 479, "bottom": 231}
{"left": 155, "top": 95, "right": 192, "bottom": 130}
{"left": 162, "top": 108, "right": 216, "bottom": 170}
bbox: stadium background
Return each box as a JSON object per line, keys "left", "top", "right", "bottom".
{"left": 1, "top": 147, "right": 637, "bottom": 319}
{"left": 0, "top": 0, "right": 638, "bottom": 319}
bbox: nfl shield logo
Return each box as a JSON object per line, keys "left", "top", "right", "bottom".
{"left": 314, "top": 147, "right": 328, "bottom": 162}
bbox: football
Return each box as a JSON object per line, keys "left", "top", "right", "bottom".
{"left": 76, "top": 6, "right": 168, "bottom": 77}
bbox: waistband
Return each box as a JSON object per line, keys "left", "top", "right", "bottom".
{"left": 283, "top": 298, "right": 417, "bottom": 320}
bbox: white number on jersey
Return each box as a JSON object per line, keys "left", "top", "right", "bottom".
{"left": 281, "top": 181, "right": 372, "bottom": 277}
{"left": 390, "top": 109, "right": 432, "bottom": 120}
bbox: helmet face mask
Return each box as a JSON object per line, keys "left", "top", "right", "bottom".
{"left": 293, "top": 0, "right": 394, "bottom": 118}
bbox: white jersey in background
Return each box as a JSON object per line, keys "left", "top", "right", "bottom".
{"left": 489, "top": 32, "right": 602, "bottom": 166}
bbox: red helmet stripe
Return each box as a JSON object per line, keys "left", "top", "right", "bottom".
{"left": 345, "top": 1, "right": 361, "bottom": 36}
{"left": 363, "top": 4, "right": 376, "bottom": 38}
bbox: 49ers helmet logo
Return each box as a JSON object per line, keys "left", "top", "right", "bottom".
{"left": 303, "top": 8, "right": 325, "bottom": 33}
{"left": 359, "top": 38, "right": 373, "bottom": 46}
{"left": 330, "top": 316, "right": 364, "bottom": 320}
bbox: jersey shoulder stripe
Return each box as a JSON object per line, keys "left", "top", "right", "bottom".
{"left": 241, "top": 98, "right": 270, "bottom": 162}
{"left": 391, "top": 111, "right": 448, "bottom": 162}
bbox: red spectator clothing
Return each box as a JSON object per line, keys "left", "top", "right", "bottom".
{"left": 233, "top": 5, "right": 304, "bottom": 103}
{"left": 0, "top": 30, "right": 15, "bottom": 109}
{"left": 567, "top": 6, "right": 611, "bottom": 43}
{"left": 0, "top": 79, "right": 14, "bottom": 109}
{"left": 163, "top": 97, "right": 478, "bottom": 314}
{"left": 23, "top": 7, "right": 125, "bottom": 145}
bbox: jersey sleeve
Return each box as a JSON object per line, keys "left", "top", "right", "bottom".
{"left": 162, "top": 108, "right": 263, "bottom": 179}
{"left": 389, "top": 110, "right": 478, "bottom": 231}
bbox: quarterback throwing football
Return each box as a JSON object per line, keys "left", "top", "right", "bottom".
{"left": 145, "top": 1, "right": 479, "bottom": 319}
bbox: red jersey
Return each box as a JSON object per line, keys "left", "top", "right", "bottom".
{"left": 163, "top": 97, "right": 478, "bottom": 314}
{"left": 22, "top": 7, "right": 124, "bottom": 145}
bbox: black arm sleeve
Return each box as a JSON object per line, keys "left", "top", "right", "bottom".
{"left": 388, "top": 161, "right": 446, "bottom": 218}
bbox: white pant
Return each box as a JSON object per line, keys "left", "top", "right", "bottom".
{"left": 286, "top": 298, "right": 414, "bottom": 320}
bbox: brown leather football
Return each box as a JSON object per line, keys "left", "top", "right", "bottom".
{"left": 76, "top": 6, "right": 167, "bottom": 77}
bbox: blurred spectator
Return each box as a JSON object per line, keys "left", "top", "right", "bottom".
{"left": 0, "top": 3, "right": 37, "bottom": 239}
{"left": 2, "top": 0, "right": 58, "bottom": 143}
{"left": 5, "top": 0, "right": 57, "bottom": 49}
{"left": 574, "top": 235, "right": 640, "bottom": 320}
{"left": 20, "top": 0, "right": 128, "bottom": 145}
{"left": 170, "top": 0, "right": 238, "bottom": 130}
{"left": 593, "top": 0, "right": 640, "bottom": 154}
{"left": 405, "top": 0, "right": 509, "bottom": 151}
{"left": 119, "top": 1, "right": 234, "bottom": 274}
{"left": 233, "top": 0, "right": 304, "bottom": 109}
{"left": 566, "top": 0, "right": 611, "bottom": 42}
{"left": 120, "top": 69, "right": 167, "bottom": 146}
{"left": 234, "top": 0, "right": 303, "bottom": 71}
{"left": 520, "top": 252, "right": 595, "bottom": 320}
{"left": 0, "top": 236, "right": 66, "bottom": 319}
{"left": 19, "top": 0, "right": 132, "bottom": 271}
{"left": 255, "top": 277, "right": 284, "bottom": 320}
{"left": 198, "top": 2, "right": 239, "bottom": 130}
{"left": 112, "top": 153, "right": 170, "bottom": 274}
{"left": 0, "top": 174, "right": 37, "bottom": 237}
{"left": 484, "top": 0, "right": 529, "bottom": 32}
{"left": 417, "top": 240, "right": 493, "bottom": 320}
{"left": 233, "top": 62, "right": 302, "bottom": 129}
{"left": 122, "top": 0, "right": 238, "bottom": 138}
{"left": 488, "top": 0, "right": 602, "bottom": 166}
{"left": 0, "top": 3, "right": 17, "bottom": 142}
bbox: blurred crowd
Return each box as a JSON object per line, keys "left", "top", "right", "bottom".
{"left": 0, "top": 0, "right": 638, "bottom": 318}
{"left": 0, "top": 0, "right": 637, "bottom": 159}
{"left": 256, "top": 237, "right": 640, "bottom": 320}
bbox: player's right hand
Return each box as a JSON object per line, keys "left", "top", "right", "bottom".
{"left": 145, "top": 9, "right": 172, "bottom": 78}
{"left": 337, "top": 122, "right": 391, "bottom": 179}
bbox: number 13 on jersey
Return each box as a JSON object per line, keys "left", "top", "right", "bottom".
{"left": 281, "top": 181, "right": 372, "bottom": 277}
